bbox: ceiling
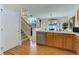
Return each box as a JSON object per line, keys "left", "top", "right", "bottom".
{"left": 4, "top": 4, "right": 79, "bottom": 18}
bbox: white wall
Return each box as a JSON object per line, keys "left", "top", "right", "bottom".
{"left": 5, "top": 10, "right": 21, "bottom": 51}
{"left": 0, "top": 5, "right": 21, "bottom": 54}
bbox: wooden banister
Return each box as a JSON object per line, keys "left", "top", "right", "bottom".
{"left": 21, "top": 17, "right": 31, "bottom": 27}
{"left": 21, "top": 16, "right": 31, "bottom": 38}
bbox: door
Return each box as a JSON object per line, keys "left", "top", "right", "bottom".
{"left": 5, "top": 10, "right": 21, "bottom": 51}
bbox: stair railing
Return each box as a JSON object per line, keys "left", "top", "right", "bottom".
{"left": 21, "top": 16, "right": 31, "bottom": 39}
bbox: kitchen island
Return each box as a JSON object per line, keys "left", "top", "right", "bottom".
{"left": 36, "top": 30, "right": 79, "bottom": 54}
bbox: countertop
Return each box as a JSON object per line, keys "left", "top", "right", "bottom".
{"left": 35, "top": 28, "right": 79, "bottom": 36}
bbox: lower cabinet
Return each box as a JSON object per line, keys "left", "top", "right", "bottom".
{"left": 45, "top": 32, "right": 74, "bottom": 50}
{"left": 54, "top": 33, "right": 63, "bottom": 48}
{"left": 73, "top": 36, "right": 79, "bottom": 54}
{"left": 45, "top": 32, "right": 54, "bottom": 46}
{"left": 37, "top": 32, "right": 74, "bottom": 50}
{"left": 46, "top": 33, "right": 63, "bottom": 48}
{"left": 63, "top": 34, "right": 74, "bottom": 50}
{"left": 36, "top": 32, "right": 79, "bottom": 54}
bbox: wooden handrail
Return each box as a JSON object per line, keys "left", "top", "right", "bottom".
{"left": 21, "top": 16, "right": 31, "bottom": 27}
{"left": 21, "top": 16, "right": 31, "bottom": 38}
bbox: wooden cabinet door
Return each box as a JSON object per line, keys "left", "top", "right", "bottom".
{"left": 54, "top": 33, "right": 63, "bottom": 48}
{"left": 63, "top": 34, "right": 73, "bottom": 50}
{"left": 46, "top": 33, "right": 63, "bottom": 48}
{"left": 46, "top": 32, "right": 54, "bottom": 46}
{"left": 45, "top": 32, "right": 74, "bottom": 50}
{"left": 73, "top": 36, "right": 79, "bottom": 54}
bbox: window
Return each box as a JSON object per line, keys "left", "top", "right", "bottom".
{"left": 48, "top": 20, "right": 59, "bottom": 31}
{"left": 28, "top": 17, "right": 37, "bottom": 28}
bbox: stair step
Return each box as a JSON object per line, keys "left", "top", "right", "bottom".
{"left": 21, "top": 30, "right": 28, "bottom": 39}
{"left": 21, "top": 31, "right": 24, "bottom": 33}
{"left": 21, "top": 33, "right": 25, "bottom": 36}
{"left": 22, "top": 35, "right": 27, "bottom": 39}
{"left": 21, "top": 30, "right": 25, "bottom": 36}
{"left": 21, "top": 30, "right": 24, "bottom": 33}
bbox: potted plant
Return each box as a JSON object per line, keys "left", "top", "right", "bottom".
{"left": 62, "top": 22, "right": 68, "bottom": 31}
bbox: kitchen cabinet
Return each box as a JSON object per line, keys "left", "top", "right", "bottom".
{"left": 54, "top": 33, "right": 63, "bottom": 48}
{"left": 63, "top": 34, "right": 74, "bottom": 50}
{"left": 46, "top": 32, "right": 55, "bottom": 46}
{"left": 73, "top": 35, "right": 79, "bottom": 54}
{"left": 37, "top": 32, "right": 74, "bottom": 50}
{"left": 46, "top": 32, "right": 63, "bottom": 48}
{"left": 46, "top": 32, "right": 74, "bottom": 50}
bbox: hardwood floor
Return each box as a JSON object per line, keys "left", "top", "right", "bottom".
{"left": 4, "top": 40, "right": 76, "bottom": 55}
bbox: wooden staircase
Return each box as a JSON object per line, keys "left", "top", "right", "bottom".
{"left": 21, "top": 8, "right": 32, "bottom": 41}
{"left": 21, "top": 16, "right": 31, "bottom": 41}
{"left": 21, "top": 30, "right": 28, "bottom": 39}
